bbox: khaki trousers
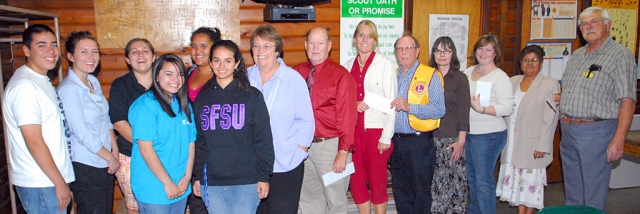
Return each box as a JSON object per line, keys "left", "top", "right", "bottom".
{"left": 299, "top": 137, "right": 352, "bottom": 214}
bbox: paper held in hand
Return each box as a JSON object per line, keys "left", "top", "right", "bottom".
{"left": 363, "top": 92, "right": 396, "bottom": 115}
{"left": 476, "top": 81, "right": 492, "bottom": 107}
{"left": 322, "top": 162, "right": 355, "bottom": 186}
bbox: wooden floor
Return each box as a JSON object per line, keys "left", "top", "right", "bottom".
{"left": 113, "top": 185, "right": 397, "bottom": 214}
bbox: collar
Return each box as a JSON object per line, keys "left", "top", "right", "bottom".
{"left": 398, "top": 61, "right": 420, "bottom": 77}
{"left": 211, "top": 78, "right": 239, "bottom": 91}
{"left": 310, "top": 57, "right": 332, "bottom": 73}
{"left": 22, "top": 64, "right": 50, "bottom": 80}
{"left": 66, "top": 68, "right": 93, "bottom": 91}
{"left": 585, "top": 37, "right": 614, "bottom": 55}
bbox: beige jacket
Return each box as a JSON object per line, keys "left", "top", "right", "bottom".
{"left": 343, "top": 53, "right": 398, "bottom": 144}
{"left": 501, "top": 73, "right": 560, "bottom": 168}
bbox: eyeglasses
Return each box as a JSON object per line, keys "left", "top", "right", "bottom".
{"left": 252, "top": 44, "right": 275, "bottom": 51}
{"left": 434, "top": 50, "right": 453, "bottom": 55}
{"left": 579, "top": 19, "right": 603, "bottom": 29}
{"left": 522, "top": 58, "right": 541, "bottom": 64}
{"left": 395, "top": 46, "right": 416, "bottom": 53}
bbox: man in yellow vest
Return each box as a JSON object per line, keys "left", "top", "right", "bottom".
{"left": 390, "top": 32, "right": 445, "bottom": 213}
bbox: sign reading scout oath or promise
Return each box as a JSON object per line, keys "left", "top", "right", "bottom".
{"left": 340, "top": 0, "right": 404, "bottom": 65}
{"left": 94, "top": 0, "right": 241, "bottom": 52}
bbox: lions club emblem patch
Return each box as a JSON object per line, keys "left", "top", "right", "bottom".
{"left": 412, "top": 79, "right": 426, "bottom": 96}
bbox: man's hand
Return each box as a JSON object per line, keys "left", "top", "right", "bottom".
{"left": 391, "top": 98, "right": 410, "bottom": 112}
{"left": 55, "top": 184, "right": 71, "bottom": 211}
{"left": 357, "top": 101, "right": 370, "bottom": 113}
{"left": 193, "top": 180, "right": 201, "bottom": 197}
{"left": 552, "top": 93, "right": 561, "bottom": 106}
{"left": 378, "top": 142, "right": 390, "bottom": 154}
{"left": 446, "top": 140, "right": 465, "bottom": 161}
{"left": 257, "top": 182, "right": 269, "bottom": 199}
{"left": 607, "top": 138, "right": 624, "bottom": 163}
{"left": 333, "top": 150, "right": 349, "bottom": 173}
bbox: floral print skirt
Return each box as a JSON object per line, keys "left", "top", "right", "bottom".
{"left": 431, "top": 137, "right": 468, "bottom": 214}
{"left": 496, "top": 163, "right": 547, "bottom": 209}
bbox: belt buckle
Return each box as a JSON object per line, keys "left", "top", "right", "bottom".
{"left": 561, "top": 116, "right": 571, "bottom": 124}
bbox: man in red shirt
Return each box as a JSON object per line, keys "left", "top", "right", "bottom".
{"left": 294, "top": 27, "right": 358, "bottom": 214}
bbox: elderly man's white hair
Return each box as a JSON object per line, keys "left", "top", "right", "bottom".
{"left": 579, "top": 6, "right": 612, "bottom": 25}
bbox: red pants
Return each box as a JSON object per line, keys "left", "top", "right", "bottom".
{"left": 349, "top": 126, "right": 394, "bottom": 204}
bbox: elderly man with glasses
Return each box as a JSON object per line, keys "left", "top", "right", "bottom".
{"left": 389, "top": 32, "right": 445, "bottom": 213}
{"left": 559, "top": 6, "right": 637, "bottom": 211}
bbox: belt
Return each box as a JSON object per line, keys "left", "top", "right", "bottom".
{"left": 393, "top": 132, "right": 432, "bottom": 139}
{"left": 561, "top": 115, "right": 606, "bottom": 124}
{"left": 312, "top": 137, "right": 335, "bottom": 143}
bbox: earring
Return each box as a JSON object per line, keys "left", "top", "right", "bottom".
{"left": 234, "top": 68, "right": 238, "bottom": 73}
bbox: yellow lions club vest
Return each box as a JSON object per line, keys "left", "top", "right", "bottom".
{"left": 406, "top": 64, "right": 444, "bottom": 132}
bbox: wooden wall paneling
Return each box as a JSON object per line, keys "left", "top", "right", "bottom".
{"left": 411, "top": 0, "right": 483, "bottom": 66}
{"left": 7, "top": 0, "right": 343, "bottom": 100}
{"left": 483, "top": 0, "right": 521, "bottom": 76}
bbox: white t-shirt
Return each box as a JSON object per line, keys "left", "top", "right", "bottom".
{"left": 2, "top": 65, "right": 75, "bottom": 187}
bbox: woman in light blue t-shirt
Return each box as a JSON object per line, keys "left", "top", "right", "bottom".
{"left": 129, "top": 54, "right": 196, "bottom": 214}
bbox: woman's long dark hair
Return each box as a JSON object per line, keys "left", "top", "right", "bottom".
{"left": 209, "top": 40, "right": 251, "bottom": 92}
{"left": 150, "top": 54, "right": 192, "bottom": 122}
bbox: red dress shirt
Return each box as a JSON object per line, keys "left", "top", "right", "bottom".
{"left": 293, "top": 58, "right": 357, "bottom": 151}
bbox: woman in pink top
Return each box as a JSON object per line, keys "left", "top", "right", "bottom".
{"left": 188, "top": 27, "right": 221, "bottom": 102}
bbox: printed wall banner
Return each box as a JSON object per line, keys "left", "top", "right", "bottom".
{"left": 428, "top": 14, "right": 470, "bottom": 69}
{"left": 340, "top": 0, "right": 404, "bottom": 65}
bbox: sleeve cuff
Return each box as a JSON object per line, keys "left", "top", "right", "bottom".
{"left": 258, "top": 173, "right": 270, "bottom": 183}
{"left": 457, "top": 123, "right": 470, "bottom": 132}
{"left": 379, "top": 136, "right": 392, "bottom": 144}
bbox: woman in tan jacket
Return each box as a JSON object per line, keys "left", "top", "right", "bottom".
{"left": 496, "top": 45, "right": 560, "bottom": 214}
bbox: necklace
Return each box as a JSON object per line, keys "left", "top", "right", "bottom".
{"left": 358, "top": 57, "right": 365, "bottom": 67}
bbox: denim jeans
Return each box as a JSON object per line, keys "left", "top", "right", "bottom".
{"left": 465, "top": 130, "right": 507, "bottom": 214}
{"left": 15, "top": 186, "right": 68, "bottom": 214}
{"left": 201, "top": 183, "right": 259, "bottom": 214}
{"left": 137, "top": 197, "right": 187, "bottom": 214}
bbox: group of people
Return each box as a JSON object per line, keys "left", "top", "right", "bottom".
{"left": 2, "top": 5, "right": 636, "bottom": 214}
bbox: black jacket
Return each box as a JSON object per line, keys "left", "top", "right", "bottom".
{"left": 193, "top": 79, "right": 274, "bottom": 185}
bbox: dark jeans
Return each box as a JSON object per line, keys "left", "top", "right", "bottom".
{"left": 390, "top": 132, "right": 436, "bottom": 214}
{"left": 257, "top": 162, "right": 304, "bottom": 214}
{"left": 69, "top": 161, "right": 114, "bottom": 214}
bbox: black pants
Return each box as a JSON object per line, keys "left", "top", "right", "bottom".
{"left": 187, "top": 176, "right": 208, "bottom": 214}
{"left": 69, "top": 161, "right": 114, "bottom": 214}
{"left": 390, "top": 133, "right": 436, "bottom": 214}
{"left": 256, "top": 162, "right": 304, "bottom": 214}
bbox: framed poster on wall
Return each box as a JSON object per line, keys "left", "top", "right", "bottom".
{"left": 529, "top": 0, "right": 578, "bottom": 40}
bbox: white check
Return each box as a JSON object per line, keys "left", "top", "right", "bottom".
{"left": 363, "top": 92, "right": 396, "bottom": 115}
{"left": 322, "top": 162, "right": 355, "bottom": 186}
